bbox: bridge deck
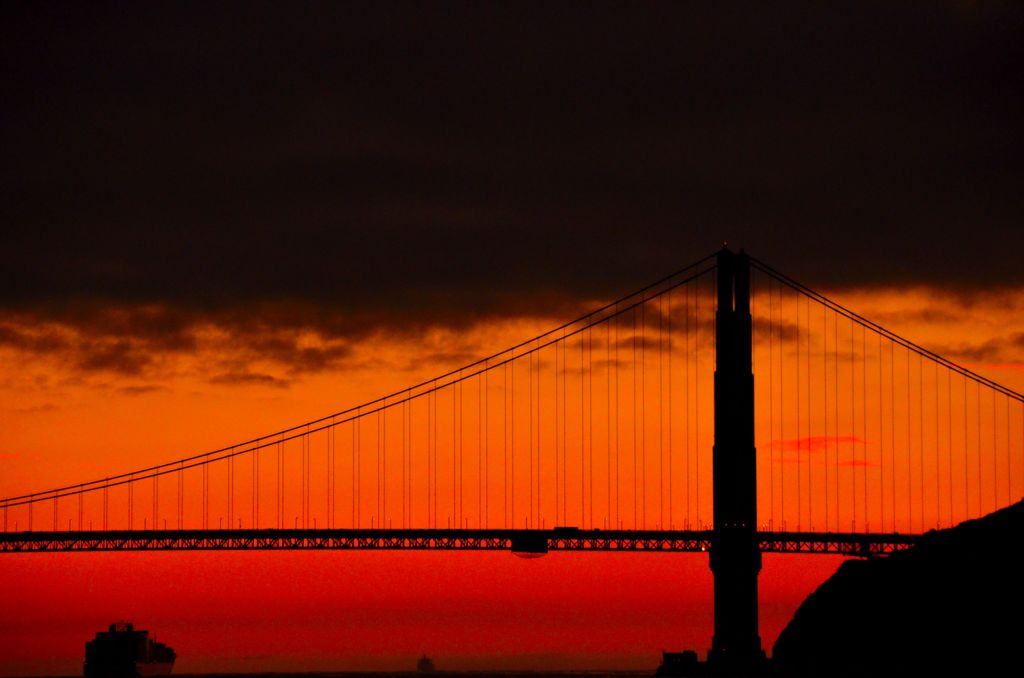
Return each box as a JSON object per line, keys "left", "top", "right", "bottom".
{"left": 0, "top": 528, "right": 919, "bottom": 557}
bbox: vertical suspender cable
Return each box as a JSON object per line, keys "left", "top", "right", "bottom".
{"left": 667, "top": 286, "right": 672, "bottom": 528}
{"left": 695, "top": 278, "right": 701, "bottom": 529}
{"left": 935, "top": 362, "right": 940, "bottom": 527}
{"left": 461, "top": 379, "right": 465, "bottom": 527}
{"left": 823, "top": 303, "right": 829, "bottom": 531}
{"left": 565, "top": 337, "right": 573, "bottom": 522}
{"left": 890, "top": 342, "right": 895, "bottom": 532}
{"left": 453, "top": 383, "right": 458, "bottom": 528}
{"left": 806, "top": 296, "right": 812, "bottom": 530}
{"left": 919, "top": 353, "right": 924, "bottom": 533}
{"left": 503, "top": 365, "right": 508, "bottom": 528}
{"left": 307, "top": 429, "right": 312, "bottom": 528}
{"left": 780, "top": 285, "right": 785, "bottom": 528}
{"left": 154, "top": 473, "right": 160, "bottom": 531}
{"left": 405, "top": 401, "right": 409, "bottom": 528}
{"left": 686, "top": 284, "right": 691, "bottom": 527}
{"left": 948, "top": 370, "right": 953, "bottom": 524}
{"left": 860, "top": 327, "right": 868, "bottom": 528}
{"left": 659, "top": 294, "right": 664, "bottom": 528}
{"left": 433, "top": 384, "right": 438, "bottom": 528}
{"left": 616, "top": 312, "right": 621, "bottom": 528}
{"left": 357, "top": 415, "right": 362, "bottom": 528}
{"left": 974, "top": 383, "right": 983, "bottom": 520}
{"left": 426, "top": 392, "right": 432, "bottom": 527}
{"left": 909, "top": 350, "right": 917, "bottom": 532}
{"left": 479, "top": 372, "right": 483, "bottom": 529}
{"left": 253, "top": 445, "right": 258, "bottom": 530}
{"left": 555, "top": 340, "right": 561, "bottom": 524}
{"left": 769, "top": 279, "right": 774, "bottom": 528}
{"left": 608, "top": 315, "right": 614, "bottom": 529}
{"left": 580, "top": 329, "right": 586, "bottom": 526}
{"left": 958, "top": 376, "right": 966, "bottom": 520}
{"left": 588, "top": 327, "right": 593, "bottom": 529}
{"left": 403, "top": 403, "right": 408, "bottom": 528}
{"left": 128, "top": 475, "right": 134, "bottom": 530}
{"left": 1007, "top": 396, "right": 1012, "bottom": 507}
{"left": 880, "top": 333, "right": 888, "bottom": 532}
{"left": 851, "top": 321, "right": 857, "bottom": 531}
{"left": 485, "top": 366, "right": 489, "bottom": 528}
{"left": 796, "top": 288, "right": 802, "bottom": 530}
{"left": 509, "top": 352, "right": 512, "bottom": 528}
{"left": 538, "top": 349, "right": 542, "bottom": 525}
{"left": 460, "top": 380, "right": 465, "bottom": 527}
{"left": 641, "top": 302, "right": 646, "bottom": 529}
{"left": 529, "top": 350, "right": 534, "bottom": 527}
{"left": 986, "top": 394, "right": 995, "bottom": 510}
{"left": 862, "top": 325, "right": 868, "bottom": 530}
{"left": 834, "top": 311, "right": 839, "bottom": 528}
{"left": 887, "top": 342, "right": 893, "bottom": 531}
{"left": 538, "top": 348, "right": 543, "bottom": 525}
{"left": 351, "top": 420, "right": 355, "bottom": 528}
{"left": 633, "top": 306, "right": 638, "bottom": 529}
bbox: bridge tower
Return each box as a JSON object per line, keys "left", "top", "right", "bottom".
{"left": 708, "top": 248, "right": 764, "bottom": 672}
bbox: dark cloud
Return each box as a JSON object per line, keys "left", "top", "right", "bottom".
{"left": 414, "top": 349, "right": 485, "bottom": 370}
{"left": 209, "top": 372, "right": 290, "bottom": 388}
{"left": 2, "top": 2, "right": 1022, "bottom": 337}
{"left": 936, "top": 331, "right": 1024, "bottom": 364}
{"left": 864, "top": 306, "right": 966, "bottom": 326}
{"left": 753, "top": 320, "right": 800, "bottom": 346}
{"left": 0, "top": 306, "right": 357, "bottom": 378}
{"left": 9, "top": 403, "right": 58, "bottom": 414}
{"left": 74, "top": 339, "right": 152, "bottom": 375}
{"left": 210, "top": 330, "right": 349, "bottom": 378}
{"left": 0, "top": 324, "right": 70, "bottom": 354}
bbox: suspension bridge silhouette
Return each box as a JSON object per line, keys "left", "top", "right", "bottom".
{"left": 3, "top": 248, "right": 1023, "bottom": 671}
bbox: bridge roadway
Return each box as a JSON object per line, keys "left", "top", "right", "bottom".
{"left": 0, "top": 528, "right": 919, "bottom": 557}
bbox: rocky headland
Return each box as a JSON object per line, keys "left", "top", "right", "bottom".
{"left": 772, "top": 499, "right": 1024, "bottom": 676}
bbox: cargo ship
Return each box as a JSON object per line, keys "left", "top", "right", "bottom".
{"left": 84, "top": 622, "right": 175, "bottom": 677}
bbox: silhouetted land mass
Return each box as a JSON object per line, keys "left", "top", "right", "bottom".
{"left": 772, "top": 499, "right": 1024, "bottom": 676}
{"left": 116, "top": 673, "right": 648, "bottom": 677}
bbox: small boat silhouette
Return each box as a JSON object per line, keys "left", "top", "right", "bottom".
{"left": 417, "top": 654, "right": 435, "bottom": 673}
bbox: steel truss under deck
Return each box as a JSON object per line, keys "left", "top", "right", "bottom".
{"left": 0, "top": 528, "right": 918, "bottom": 557}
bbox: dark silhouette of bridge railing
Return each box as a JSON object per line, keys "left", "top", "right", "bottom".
{"left": 0, "top": 528, "right": 916, "bottom": 557}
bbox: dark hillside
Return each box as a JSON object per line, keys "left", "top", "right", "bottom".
{"left": 773, "top": 500, "right": 1024, "bottom": 676}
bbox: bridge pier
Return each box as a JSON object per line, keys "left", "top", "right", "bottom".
{"left": 708, "top": 248, "right": 765, "bottom": 674}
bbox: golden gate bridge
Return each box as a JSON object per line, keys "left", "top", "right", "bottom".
{"left": 3, "top": 248, "right": 1022, "bottom": 671}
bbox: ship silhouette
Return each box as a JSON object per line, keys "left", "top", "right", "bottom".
{"left": 84, "top": 622, "right": 175, "bottom": 677}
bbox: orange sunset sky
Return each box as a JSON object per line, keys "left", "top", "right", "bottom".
{"left": 3, "top": 281, "right": 1024, "bottom": 674}
{"left": 2, "top": 2, "right": 1023, "bottom": 675}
